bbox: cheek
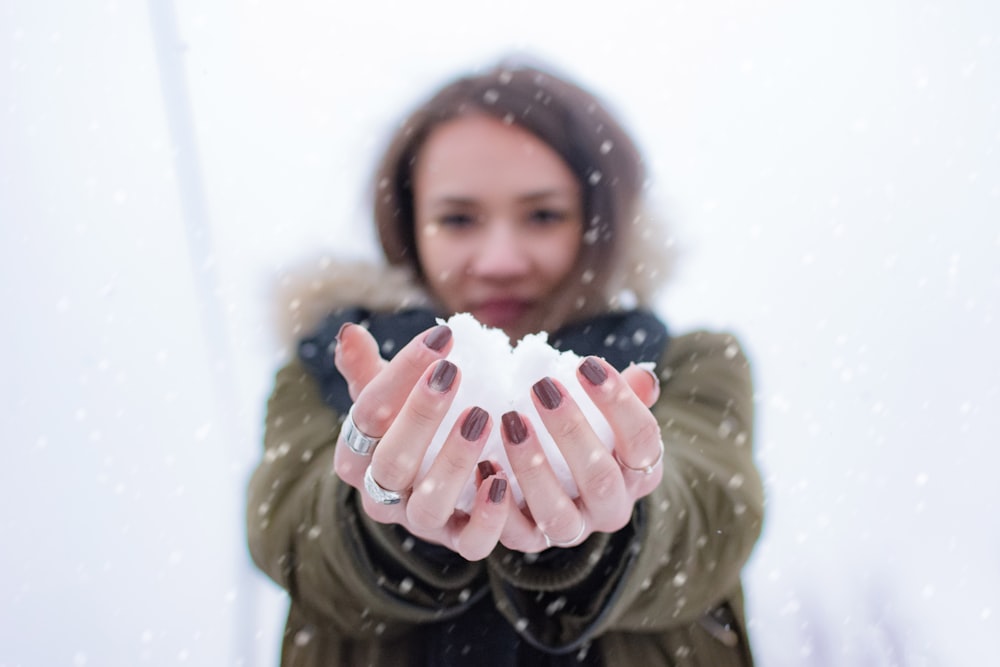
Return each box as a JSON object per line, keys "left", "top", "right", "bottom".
{"left": 416, "top": 225, "right": 448, "bottom": 273}
{"left": 543, "top": 232, "right": 583, "bottom": 283}
{"left": 417, "top": 235, "right": 464, "bottom": 298}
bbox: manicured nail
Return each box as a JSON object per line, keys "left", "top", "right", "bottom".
{"left": 423, "top": 325, "right": 452, "bottom": 351}
{"left": 488, "top": 477, "right": 507, "bottom": 504}
{"left": 532, "top": 377, "right": 562, "bottom": 410}
{"left": 461, "top": 407, "right": 489, "bottom": 441}
{"left": 579, "top": 357, "right": 608, "bottom": 386}
{"left": 501, "top": 411, "right": 527, "bottom": 444}
{"left": 477, "top": 460, "right": 496, "bottom": 480}
{"left": 428, "top": 360, "right": 457, "bottom": 392}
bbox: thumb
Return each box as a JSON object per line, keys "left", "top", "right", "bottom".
{"left": 334, "top": 323, "right": 386, "bottom": 402}
{"left": 621, "top": 363, "right": 660, "bottom": 408}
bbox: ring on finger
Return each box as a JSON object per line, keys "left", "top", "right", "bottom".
{"left": 543, "top": 515, "right": 587, "bottom": 549}
{"left": 614, "top": 440, "right": 665, "bottom": 475}
{"left": 342, "top": 405, "right": 381, "bottom": 456}
{"left": 364, "top": 465, "right": 406, "bottom": 505}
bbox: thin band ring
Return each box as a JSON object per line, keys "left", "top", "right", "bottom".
{"left": 614, "top": 441, "right": 665, "bottom": 475}
{"left": 342, "top": 406, "right": 381, "bottom": 456}
{"left": 543, "top": 515, "right": 587, "bottom": 549}
{"left": 363, "top": 465, "right": 406, "bottom": 505}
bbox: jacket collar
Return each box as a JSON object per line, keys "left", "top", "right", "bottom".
{"left": 298, "top": 305, "right": 668, "bottom": 416}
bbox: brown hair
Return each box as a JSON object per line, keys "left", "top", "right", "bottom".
{"left": 373, "top": 60, "right": 667, "bottom": 321}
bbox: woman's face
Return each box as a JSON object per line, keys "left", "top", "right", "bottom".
{"left": 413, "top": 114, "right": 584, "bottom": 342}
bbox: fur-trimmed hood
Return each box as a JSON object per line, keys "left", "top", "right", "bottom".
{"left": 271, "top": 258, "right": 432, "bottom": 349}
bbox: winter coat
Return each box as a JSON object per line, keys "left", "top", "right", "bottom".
{"left": 246, "top": 263, "right": 764, "bottom": 666}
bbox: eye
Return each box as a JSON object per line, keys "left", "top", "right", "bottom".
{"left": 528, "top": 208, "right": 567, "bottom": 225}
{"left": 438, "top": 212, "right": 476, "bottom": 228}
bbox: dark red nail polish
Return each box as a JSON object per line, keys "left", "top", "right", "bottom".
{"left": 579, "top": 357, "right": 608, "bottom": 386}
{"left": 477, "top": 460, "right": 495, "bottom": 480}
{"left": 423, "top": 325, "right": 452, "bottom": 351}
{"left": 461, "top": 407, "right": 489, "bottom": 441}
{"left": 502, "top": 411, "right": 527, "bottom": 444}
{"left": 532, "top": 377, "right": 562, "bottom": 410}
{"left": 428, "top": 360, "right": 457, "bottom": 392}
{"left": 488, "top": 478, "right": 507, "bottom": 504}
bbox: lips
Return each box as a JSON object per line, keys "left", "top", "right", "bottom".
{"left": 471, "top": 298, "right": 531, "bottom": 329}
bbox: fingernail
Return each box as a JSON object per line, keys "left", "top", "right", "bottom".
{"left": 461, "top": 407, "right": 489, "bottom": 441}
{"left": 501, "top": 411, "right": 527, "bottom": 444}
{"left": 477, "top": 460, "right": 495, "bottom": 480}
{"left": 579, "top": 357, "right": 608, "bottom": 386}
{"left": 488, "top": 477, "right": 507, "bottom": 504}
{"left": 428, "top": 360, "right": 457, "bottom": 392}
{"left": 532, "top": 377, "right": 562, "bottom": 410}
{"left": 633, "top": 363, "right": 661, "bottom": 391}
{"left": 423, "top": 325, "right": 452, "bottom": 351}
{"left": 336, "top": 322, "right": 354, "bottom": 344}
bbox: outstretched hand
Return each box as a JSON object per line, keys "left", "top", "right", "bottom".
{"left": 495, "top": 357, "right": 663, "bottom": 552}
{"left": 333, "top": 322, "right": 512, "bottom": 561}
{"left": 333, "top": 323, "right": 663, "bottom": 558}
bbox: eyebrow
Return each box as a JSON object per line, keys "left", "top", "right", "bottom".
{"left": 430, "top": 189, "right": 575, "bottom": 207}
{"left": 518, "top": 189, "right": 574, "bottom": 203}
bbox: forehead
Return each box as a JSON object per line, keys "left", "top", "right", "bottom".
{"left": 414, "top": 114, "right": 580, "bottom": 195}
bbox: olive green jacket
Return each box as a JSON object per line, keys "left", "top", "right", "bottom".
{"left": 247, "top": 322, "right": 764, "bottom": 666}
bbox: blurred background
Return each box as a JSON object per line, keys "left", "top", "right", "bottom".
{"left": 2, "top": 0, "right": 998, "bottom": 665}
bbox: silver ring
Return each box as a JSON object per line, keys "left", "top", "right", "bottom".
{"left": 363, "top": 465, "right": 405, "bottom": 505}
{"left": 342, "top": 406, "right": 381, "bottom": 456}
{"left": 614, "top": 440, "right": 664, "bottom": 475}
{"left": 543, "top": 515, "right": 587, "bottom": 549}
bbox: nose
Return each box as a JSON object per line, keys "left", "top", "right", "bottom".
{"left": 469, "top": 222, "right": 530, "bottom": 278}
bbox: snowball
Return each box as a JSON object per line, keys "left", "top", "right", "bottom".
{"left": 418, "top": 312, "right": 617, "bottom": 511}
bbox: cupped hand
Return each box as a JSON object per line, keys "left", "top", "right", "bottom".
{"left": 332, "top": 323, "right": 512, "bottom": 561}
{"left": 497, "top": 357, "right": 663, "bottom": 552}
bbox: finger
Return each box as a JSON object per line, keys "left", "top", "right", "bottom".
{"left": 497, "top": 499, "right": 553, "bottom": 553}
{"left": 333, "top": 322, "right": 386, "bottom": 402}
{"left": 620, "top": 362, "right": 661, "bottom": 408}
{"left": 333, "top": 432, "right": 371, "bottom": 488}
{"left": 451, "top": 470, "right": 510, "bottom": 561}
{"left": 357, "top": 475, "right": 410, "bottom": 525}
{"left": 344, "top": 324, "right": 454, "bottom": 440}
{"left": 407, "top": 406, "right": 491, "bottom": 533}
{"left": 499, "top": 409, "right": 593, "bottom": 545}
{"left": 481, "top": 454, "right": 547, "bottom": 552}
{"left": 530, "top": 377, "right": 631, "bottom": 531}
{"left": 577, "top": 357, "right": 664, "bottom": 491}
{"left": 367, "top": 359, "right": 460, "bottom": 497}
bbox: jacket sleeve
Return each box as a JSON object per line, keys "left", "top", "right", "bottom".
{"left": 485, "top": 331, "right": 764, "bottom": 648}
{"left": 246, "top": 359, "right": 488, "bottom": 639}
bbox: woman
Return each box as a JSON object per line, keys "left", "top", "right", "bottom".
{"left": 247, "top": 60, "right": 764, "bottom": 666}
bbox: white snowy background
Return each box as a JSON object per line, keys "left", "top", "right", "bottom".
{"left": 2, "top": 0, "right": 998, "bottom": 665}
